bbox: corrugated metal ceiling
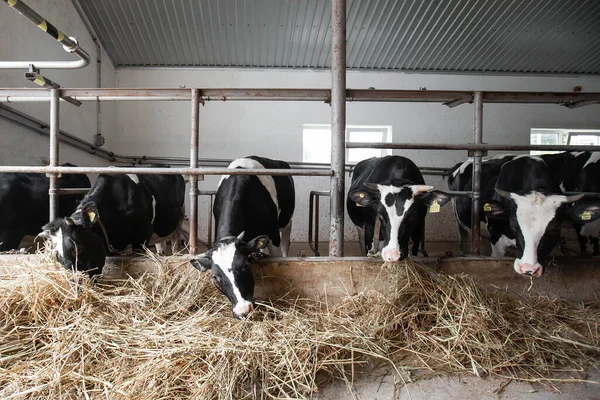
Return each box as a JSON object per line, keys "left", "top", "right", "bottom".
{"left": 77, "top": 0, "right": 600, "bottom": 74}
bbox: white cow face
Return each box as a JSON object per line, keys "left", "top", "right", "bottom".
{"left": 484, "top": 190, "right": 600, "bottom": 277}
{"left": 189, "top": 232, "right": 269, "bottom": 319}
{"left": 349, "top": 183, "right": 451, "bottom": 261}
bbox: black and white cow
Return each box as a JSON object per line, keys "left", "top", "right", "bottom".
{"left": 41, "top": 168, "right": 185, "bottom": 276}
{"left": 188, "top": 156, "right": 295, "bottom": 319}
{"left": 347, "top": 155, "right": 451, "bottom": 261}
{"left": 447, "top": 155, "right": 516, "bottom": 256}
{"left": 482, "top": 155, "right": 600, "bottom": 277}
{"left": 550, "top": 151, "right": 600, "bottom": 254}
{"left": 0, "top": 165, "right": 90, "bottom": 251}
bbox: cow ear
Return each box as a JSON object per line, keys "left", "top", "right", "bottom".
{"left": 190, "top": 252, "right": 212, "bottom": 272}
{"left": 420, "top": 190, "right": 452, "bottom": 207}
{"left": 244, "top": 235, "right": 270, "bottom": 254}
{"left": 81, "top": 201, "right": 99, "bottom": 227}
{"left": 566, "top": 202, "right": 600, "bottom": 224}
{"left": 349, "top": 190, "right": 377, "bottom": 206}
{"left": 482, "top": 200, "right": 508, "bottom": 220}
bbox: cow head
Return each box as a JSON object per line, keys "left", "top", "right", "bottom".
{"left": 484, "top": 190, "right": 600, "bottom": 277}
{"left": 189, "top": 232, "right": 269, "bottom": 319}
{"left": 40, "top": 201, "right": 106, "bottom": 276}
{"left": 349, "top": 182, "right": 451, "bottom": 261}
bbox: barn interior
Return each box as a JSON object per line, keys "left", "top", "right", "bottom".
{"left": 1, "top": 0, "right": 600, "bottom": 399}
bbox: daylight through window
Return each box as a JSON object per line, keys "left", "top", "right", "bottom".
{"left": 302, "top": 124, "right": 392, "bottom": 164}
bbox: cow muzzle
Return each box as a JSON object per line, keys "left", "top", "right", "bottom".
{"left": 514, "top": 260, "right": 543, "bottom": 278}
{"left": 232, "top": 301, "right": 254, "bottom": 320}
{"left": 381, "top": 247, "right": 401, "bottom": 262}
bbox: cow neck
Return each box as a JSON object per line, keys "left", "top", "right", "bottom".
{"left": 215, "top": 199, "right": 246, "bottom": 241}
{"left": 95, "top": 217, "right": 118, "bottom": 254}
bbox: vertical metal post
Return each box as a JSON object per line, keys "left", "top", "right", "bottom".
{"left": 470, "top": 91, "right": 483, "bottom": 255}
{"left": 48, "top": 88, "right": 60, "bottom": 221}
{"left": 329, "top": 0, "right": 346, "bottom": 257}
{"left": 189, "top": 89, "right": 200, "bottom": 255}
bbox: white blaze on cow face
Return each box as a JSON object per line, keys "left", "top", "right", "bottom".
{"left": 211, "top": 241, "right": 253, "bottom": 318}
{"left": 50, "top": 227, "right": 65, "bottom": 258}
{"left": 511, "top": 192, "right": 566, "bottom": 277}
{"left": 377, "top": 184, "right": 433, "bottom": 261}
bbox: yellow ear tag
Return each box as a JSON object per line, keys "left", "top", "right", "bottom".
{"left": 356, "top": 202, "right": 364, "bottom": 207}
{"left": 483, "top": 203, "right": 492, "bottom": 212}
{"left": 257, "top": 240, "right": 263, "bottom": 248}
{"left": 359, "top": 193, "right": 365, "bottom": 198}
{"left": 87, "top": 211, "right": 97, "bottom": 222}
{"left": 582, "top": 211, "right": 592, "bottom": 221}
{"left": 429, "top": 200, "right": 440, "bottom": 213}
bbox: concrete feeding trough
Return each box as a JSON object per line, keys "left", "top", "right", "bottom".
{"left": 2, "top": 254, "right": 598, "bottom": 303}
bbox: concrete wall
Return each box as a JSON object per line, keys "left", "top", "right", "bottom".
{"left": 0, "top": 0, "right": 116, "bottom": 168}
{"left": 114, "top": 68, "right": 600, "bottom": 244}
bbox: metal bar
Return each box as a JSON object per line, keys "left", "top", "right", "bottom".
{"left": 470, "top": 91, "right": 483, "bottom": 256}
{"left": 1, "top": 0, "right": 91, "bottom": 69}
{"left": 189, "top": 89, "right": 200, "bottom": 255}
{"left": 0, "top": 166, "right": 332, "bottom": 176}
{"left": 308, "top": 192, "right": 317, "bottom": 256}
{"left": 207, "top": 194, "right": 214, "bottom": 249}
{"left": 57, "top": 188, "right": 90, "bottom": 195}
{"left": 315, "top": 194, "right": 320, "bottom": 256}
{"left": 2, "top": 88, "right": 598, "bottom": 104}
{"left": 329, "top": 0, "right": 346, "bottom": 257}
{"left": 346, "top": 142, "right": 600, "bottom": 152}
{"left": 48, "top": 88, "right": 59, "bottom": 221}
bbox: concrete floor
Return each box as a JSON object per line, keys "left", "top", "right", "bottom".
{"left": 316, "top": 365, "right": 600, "bottom": 399}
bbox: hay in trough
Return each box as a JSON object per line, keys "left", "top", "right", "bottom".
{"left": 0, "top": 253, "right": 599, "bottom": 399}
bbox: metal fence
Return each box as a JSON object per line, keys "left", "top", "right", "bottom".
{"left": 2, "top": 0, "right": 600, "bottom": 257}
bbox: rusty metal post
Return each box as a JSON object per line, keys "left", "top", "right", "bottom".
{"left": 329, "top": 0, "right": 346, "bottom": 257}
{"left": 470, "top": 91, "right": 484, "bottom": 255}
{"left": 48, "top": 88, "right": 60, "bottom": 221}
{"left": 189, "top": 89, "right": 200, "bottom": 255}
{"left": 207, "top": 194, "right": 213, "bottom": 248}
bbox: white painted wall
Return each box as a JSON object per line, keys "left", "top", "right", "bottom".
{"left": 114, "top": 68, "right": 600, "bottom": 245}
{"left": 0, "top": 0, "right": 116, "bottom": 168}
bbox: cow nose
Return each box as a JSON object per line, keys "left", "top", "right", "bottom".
{"left": 233, "top": 301, "right": 254, "bottom": 319}
{"left": 381, "top": 247, "right": 400, "bottom": 262}
{"left": 515, "top": 261, "right": 542, "bottom": 277}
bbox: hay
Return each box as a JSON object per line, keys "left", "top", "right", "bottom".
{"left": 0, "top": 254, "right": 599, "bottom": 399}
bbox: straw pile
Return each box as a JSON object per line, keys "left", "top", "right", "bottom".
{"left": 0, "top": 253, "right": 599, "bottom": 399}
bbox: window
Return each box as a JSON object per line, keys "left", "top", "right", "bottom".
{"left": 302, "top": 124, "right": 392, "bottom": 163}
{"left": 530, "top": 128, "right": 600, "bottom": 155}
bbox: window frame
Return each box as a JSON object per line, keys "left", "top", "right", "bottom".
{"left": 302, "top": 124, "right": 392, "bottom": 164}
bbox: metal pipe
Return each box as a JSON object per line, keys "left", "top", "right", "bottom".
{"left": 189, "top": 89, "right": 200, "bottom": 255}
{"left": 329, "top": 0, "right": 346, "bottom": 257}
{"left": 1, "top": 0, "right": 91, "bottom": 69}
{"left": 346, "top": 142, "right": 600, "bottom": 152}
{"left": 57, "top": 188, "right": 90, "bottom": 195}
{"left": 207, "top": 194, "right": 214, "bottom": 248}
{"left": 308, "top": 190, "right": 330, "bottom": 256}
{"left": 470, "top": 92, "right": 483, "bottom": 256}
{"left": 2, "top": 88, "right": 599, "bottom": 105}
{"left": 48, "top": 88, "right": 60, "bottom": 221}
{"left": 309, "top": 193, "right": 316, "bottom": 255}
{"left": 1, "top": 105, "right": 450, "bottom": 177}
{"left": 0, "top": 166, "right": 333, "bottom": 176}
